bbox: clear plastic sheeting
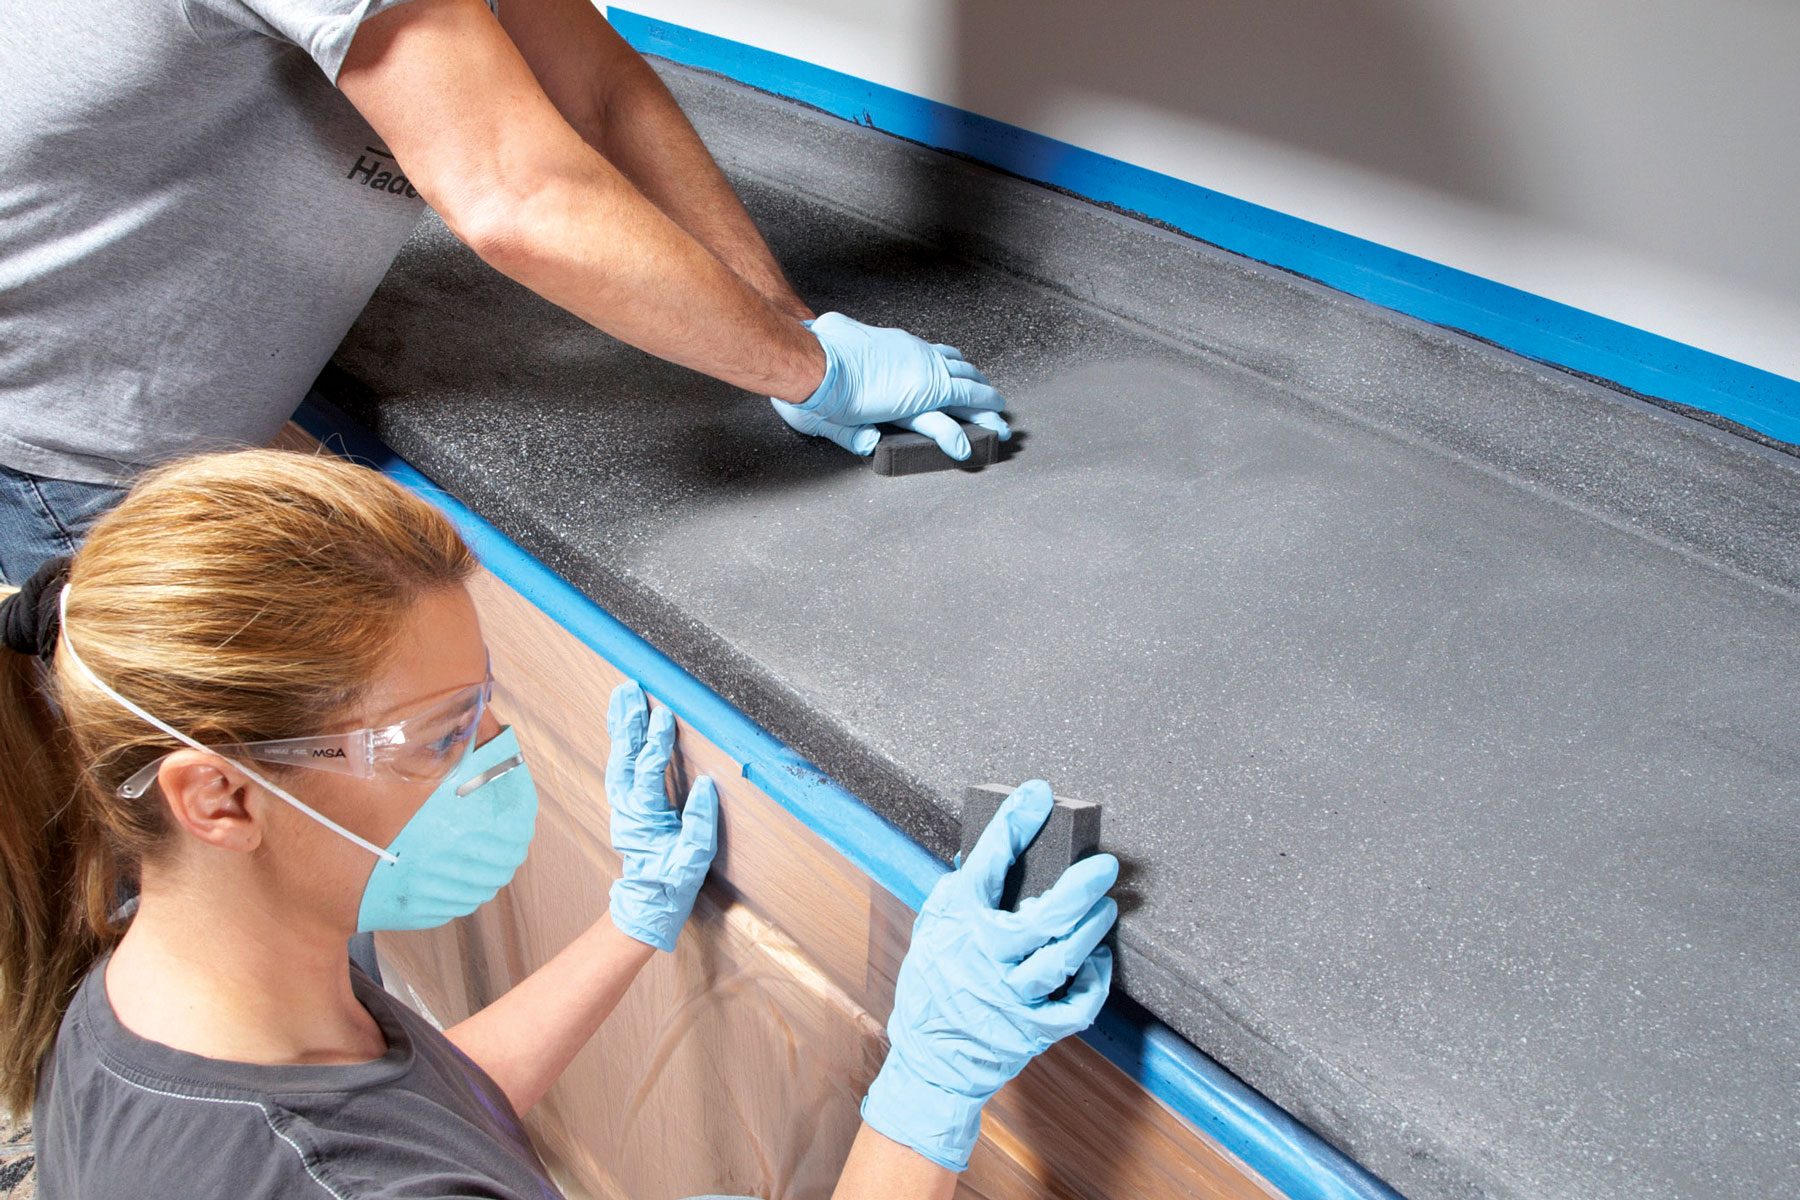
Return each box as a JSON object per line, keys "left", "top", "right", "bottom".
{"left": 380, "top": 787, "right": 884, "bottom": 1200}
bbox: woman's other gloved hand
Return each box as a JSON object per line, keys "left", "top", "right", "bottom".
{"left": 603, "top": 680, "right": 719, "bottom": 952}
{"left": 861, "top": 780, "right": 1118, "bottom": 1170}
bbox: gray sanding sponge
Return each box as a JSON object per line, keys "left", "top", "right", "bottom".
{"left": 872, "top": 423, "right": 1002, "bottom": 476}
{"left": 958, "top": 783, "right": 1102, "bottom": 911}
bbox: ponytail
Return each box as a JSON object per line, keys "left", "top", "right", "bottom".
{"left": 0, "top": 628, "right": 116, "bottom": 1117}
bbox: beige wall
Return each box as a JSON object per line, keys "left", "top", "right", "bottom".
{"left": 618, "top": 0, "right": 1800, "bottom": 380}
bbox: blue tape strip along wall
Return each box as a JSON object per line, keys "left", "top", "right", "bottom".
{"left": 606, "top": 6, "right": 1800, "bottom": 449}
{"left": 296, "top": 394, "right": 1400, "bottom": 1200}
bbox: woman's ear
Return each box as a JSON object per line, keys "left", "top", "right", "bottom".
{"left": 155, "top": 751, "right": 263, "bottom": 854}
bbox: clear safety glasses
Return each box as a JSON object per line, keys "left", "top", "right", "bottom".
{"left": 117, "top": 666, "right": 494, "bottom": 801}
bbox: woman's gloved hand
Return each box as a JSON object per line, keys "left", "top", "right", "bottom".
{"left": 603, "top": 680, "right": 719, "bottom": 952}
{"left": 861, "top": 780, "right": 1118, "bottom": 1170}
{"left": 774, "top": 312, "right": 1011, "bottom": 461}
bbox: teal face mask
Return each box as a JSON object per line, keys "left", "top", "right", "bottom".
{"left": 357, "top": 726, "right": 538, "bottom": 932}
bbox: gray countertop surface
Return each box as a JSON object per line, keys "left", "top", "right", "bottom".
{"left": 326, "top": 61, "right": 1800, "bottom": 1200}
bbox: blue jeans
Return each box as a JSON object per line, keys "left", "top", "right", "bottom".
{"left": 0, "top": 463, "right": 128, "bottom": 585}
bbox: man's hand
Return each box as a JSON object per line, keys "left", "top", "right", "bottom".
{"left": 772, "top": 314, "right": 1013, "bottom": 460}
{"left": 769, "top": 395, "right": 881, "bottom": 456}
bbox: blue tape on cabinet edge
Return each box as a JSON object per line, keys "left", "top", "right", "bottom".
{"left": 293, "top": 393, "right": 1403, "bottom": 1200}
{"left": 605, "top": 6, "right": 1800, "bottom": 451}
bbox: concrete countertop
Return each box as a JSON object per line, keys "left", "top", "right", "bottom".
{"left": 324, "top": 61, "right": 1800, "bottom": 1200}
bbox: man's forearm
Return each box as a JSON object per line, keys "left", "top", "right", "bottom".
{"left": 494, "top": 0, "right": 806, "bottom": 316}
{"left": 475, "top": 144, "right": 825, "bottom": 401}
{"left": 341, "top": 0, "right": 823, "bottom": 403}
{"left": 443, "top": 912, "right": 657, "bottom": 1115}
{"left": 588, "top": 57, "right": 813, "bottom": 320}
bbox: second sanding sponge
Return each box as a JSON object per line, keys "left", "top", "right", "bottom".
{"left": 958, "top": 783, "right": 1102, "bottom": 910}
{"left": 873, "top": 424, "right": 1002, "bottom": 476}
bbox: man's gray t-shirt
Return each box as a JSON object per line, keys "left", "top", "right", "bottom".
{"left": 34, "top": 954, "right": 564, "bottom": 1198}
{"left": 0, "top": 0, "right": 444, "bottom": 484}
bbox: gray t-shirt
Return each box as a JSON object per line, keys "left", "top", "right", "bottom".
{"left": 33, "top": 954, "right": 564, "bottom": 1199}
{"left": 0, "top": 0, "right": 450, "bottom": 484}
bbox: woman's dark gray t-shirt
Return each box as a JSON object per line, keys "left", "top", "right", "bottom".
{"left": 33, "top": 955, "right": 563, "bottom": 1199}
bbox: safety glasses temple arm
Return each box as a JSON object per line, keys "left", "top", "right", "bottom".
{"left": 115, "top": 732, "right": 376, "bottom": 799}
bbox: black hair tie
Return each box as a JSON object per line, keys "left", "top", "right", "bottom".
{"left": 0, "top": 555, "right": 72, "bottom": 661}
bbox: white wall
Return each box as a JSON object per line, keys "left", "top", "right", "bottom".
{"left": 618, "top": 0, "right": 1800, "bottom": 382}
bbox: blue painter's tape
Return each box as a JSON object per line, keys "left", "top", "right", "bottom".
{"left": 1089, "top": 994, "right": 1399, "bottom": 1200}
{"left": 296, "top": 394, "right": 1401, "bottom": 1200}
{"left": 605, "top": 7, "right": 1800, "bottom": 449}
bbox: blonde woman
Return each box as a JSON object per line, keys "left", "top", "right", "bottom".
{"left": 0, "top": 449, "right": 1116, "bottom": 1199}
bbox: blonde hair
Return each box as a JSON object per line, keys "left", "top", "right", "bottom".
{"left": 0, "top": 449, "right": 474, "bottom": 1114}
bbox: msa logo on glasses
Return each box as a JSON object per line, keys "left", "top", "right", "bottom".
{"left": 256, "top": 744, "right": 350, "bottom": 765}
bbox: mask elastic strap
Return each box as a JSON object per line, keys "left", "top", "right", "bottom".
{"left": 57, "top": 585, "right": 399, "bottom": 865}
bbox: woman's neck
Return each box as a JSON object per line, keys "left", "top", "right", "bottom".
{"left": 105, "top": 872, "right": 386, "bottom": 1067}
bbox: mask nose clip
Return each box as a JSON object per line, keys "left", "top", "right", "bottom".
{"left": 455, "top": 752, "right": 524, "bottom": 797}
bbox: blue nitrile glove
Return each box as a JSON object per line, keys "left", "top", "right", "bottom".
{"left": 773, "top": 313, "right": 1012, "bottom": 461}
{"left": 861, "top": 780, "right": 1118, "bottom": 1170}
{"left": 768, "top": 393, "right": 880, "bottom": 456}
{"left": 604, "top": 680, "right": 719, "bottom": 952}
